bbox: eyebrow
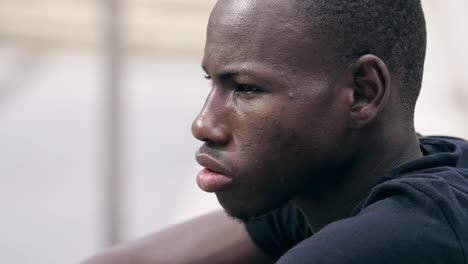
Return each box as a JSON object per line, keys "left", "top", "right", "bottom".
{"left": 201, "top": 65, "right": 254, "bottom": 80}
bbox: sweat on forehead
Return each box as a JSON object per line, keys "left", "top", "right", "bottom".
{"left": 210, "top": 0, "right": 297, "bottom": 21}
{"left": 209, "top": 0, "right": 426, "bottom": 118}
{"left": 208, "top": 0, "right": 308, "bottom": 39}
{"left": 205, "top": 0, "right": 333, "bottom": 81}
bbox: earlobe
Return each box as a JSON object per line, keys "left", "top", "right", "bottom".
{"left": 347, "top": 55, "right": 391, "bottom": 129}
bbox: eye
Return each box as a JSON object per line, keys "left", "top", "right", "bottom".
{"left": 235, "top": 84, "right": 262, "bottom": 94}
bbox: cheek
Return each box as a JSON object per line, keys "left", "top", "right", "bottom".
{"left": 230, "top": 95, "right": 343, "bottom": 178}
{"left": 235, "top": 112, "right": 303, "bottom": 177}
{"left": 246, "top": 109, "right": 338, "bottom": 177}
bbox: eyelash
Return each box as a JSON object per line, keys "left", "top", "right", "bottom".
{"left": 203, "top": 74, "right": 262, "bottom": 94}
{"left": 235, "top": 84, "right": 262, "bottom": 94}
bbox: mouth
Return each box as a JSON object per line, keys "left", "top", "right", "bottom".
{"left": 195, "top": 152, "right": 233, "bottom": 193}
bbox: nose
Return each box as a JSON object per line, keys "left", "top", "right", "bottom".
{"left": 191, "top": 92, "right": 230, "bottom": 146}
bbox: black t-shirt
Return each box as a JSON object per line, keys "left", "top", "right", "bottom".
{"left": 245, "top": 136, "right": 468, "bottom": 263}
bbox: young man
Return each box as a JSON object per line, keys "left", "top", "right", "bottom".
{"left": 83, "top": 0, "right": 468, "bottom": 263}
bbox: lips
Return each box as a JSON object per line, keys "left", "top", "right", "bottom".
{"left": 195, "top": 152, "right": 233, "bottom": 192}
{"left": 196, "top": 168, "right": 233, "bottom": 192}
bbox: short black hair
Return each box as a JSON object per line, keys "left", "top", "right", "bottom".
{"left": 295, "top": 0, "right": 427, "bottom": 119}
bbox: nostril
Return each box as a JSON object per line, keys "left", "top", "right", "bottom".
{"left": 207, "top": 126, "right": 230, "bottom": 146}
{"left": 201, "top": 137, "right": 215, "bottom": 145}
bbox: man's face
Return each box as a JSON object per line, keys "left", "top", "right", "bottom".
{"left": 192, "top": 0, "right": 349, "bottom": 219}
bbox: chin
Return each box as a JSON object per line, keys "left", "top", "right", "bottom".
{"left": 216, "top": 192, "right": 289, "bottom": 222}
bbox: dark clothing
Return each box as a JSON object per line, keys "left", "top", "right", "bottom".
{"left": 245, "top": 136, "right": 468, "bottom": 263}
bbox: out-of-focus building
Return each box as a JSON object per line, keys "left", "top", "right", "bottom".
{"left": 0, "top": 0, "right": 215, "bottom": 57}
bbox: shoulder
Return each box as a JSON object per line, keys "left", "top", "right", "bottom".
{"left": 277, "top": 175, "right": 467, "bottom": 264}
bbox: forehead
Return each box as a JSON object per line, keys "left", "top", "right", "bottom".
{"left": 203, "top": 0, "right": 326, "bottom": 76}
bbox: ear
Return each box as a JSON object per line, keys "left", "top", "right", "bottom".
{"left": 345, "top": 54, "right": 391, "bottom": 129}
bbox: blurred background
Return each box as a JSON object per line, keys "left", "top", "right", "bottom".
{"left": 0, "top": 0, "right": 466, "bottom": 263}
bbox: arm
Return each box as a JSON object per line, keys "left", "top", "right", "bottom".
{"left": 81, "top": 210, "right": 275, "bottom": 264}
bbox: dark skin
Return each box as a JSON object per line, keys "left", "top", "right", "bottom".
{"left": 192, "top": 0, "right": 423, "bottom": 232}
{"left": 82, "top": 1, "right": 425, "bottom": 263}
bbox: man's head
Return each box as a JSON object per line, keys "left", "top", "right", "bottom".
{"left": 192, "top": 0, "right": 427, "bottom": 220}
{"left": 296, "top": 0, "right": 427, "bottom": 117}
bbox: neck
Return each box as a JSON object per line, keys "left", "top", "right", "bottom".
{"left": 293, "top": 127, "right": 422, "bottom": 232}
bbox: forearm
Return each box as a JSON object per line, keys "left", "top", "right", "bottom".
{"left": 81, "top": 210, "right": 274, "bottom": 264}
